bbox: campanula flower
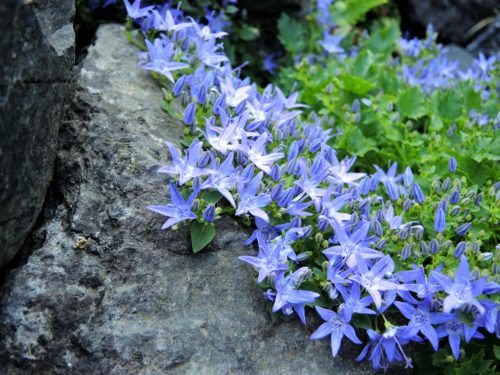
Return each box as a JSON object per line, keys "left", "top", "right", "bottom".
{"left": 272, "top": 268, "right": 320, "bottom": 324}
{"left": 158, "top": 140, "right": 213, "bottom": 185}
{"left": 147, "top": 183, "right": 199, "bottom": 229}
{"left": 323, "top": 219, "right": 383, "bottom": 269}
{"left": 349, "top": 255, "right": 405, "bottom": 309}
{"left": 235, "top": 172, "right": 272, "bottom": 222}
{"left": 431, "top": 256, "right": 487, "bottom": 315}
{"left": 310, "top": 306, "right": 362, "bottom": 357}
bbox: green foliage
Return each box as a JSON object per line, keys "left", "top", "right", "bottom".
{"left": 398, "top": 86, "right": 426, "bottom": 119}
{"left": 331, "top": 0, "right": 388, "bottom": 28}
{"left": 273, "top": 3, "right": 499, "bottom": 372}
{"left": 277, "top": 13, "right": 306, "bottom": 54}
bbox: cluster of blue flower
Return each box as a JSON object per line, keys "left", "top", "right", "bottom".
{"left": 120, "top": 0, "right": 499, "bottom": 370}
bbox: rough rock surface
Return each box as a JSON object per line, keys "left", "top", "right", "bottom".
{"left": 0, "top": 24, "right": 374, "bottom": 374}
{"left": 0, "top": 0, "right": 76, "bottom": 267}
{"left": 399, "top": 0, "right": 498, "bottom": 45}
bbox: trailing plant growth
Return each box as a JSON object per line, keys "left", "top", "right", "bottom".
{"left": 96, "top": 0, "right": 499, "bottom": 372}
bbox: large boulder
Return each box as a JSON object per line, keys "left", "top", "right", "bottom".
{"left": 0, "top": 24, "right": 372, "bottom": 374}
{"left": 0, "top": 0, "right": 76, "bottom": 267}
{"left": 398, "top": 0, "right": 498, "bottom": 45}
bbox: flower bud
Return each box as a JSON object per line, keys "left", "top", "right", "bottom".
{"left": 196, "top": 84, "right": 207, "bottom": 104}
{"left": 413, "top": 225, "right": 424, "bottom": 240}
{"left": 403, "top": 167, "right": 413, "bottom": 187}
{"left": 442, "top": 177, "right": 451, "bottom": 191}
{"left": 398, "top": 226, "right": 410, "bottom": 240}
{"left": 443, "top": 240, "right": 452, "bottom": 251}
{"left": 192, "top": 199, "right": 200, "bottom": 212}
{"left": 401, "top": 245, "right": 412, "bottom": 260}
{"left": 203, "top": 204, "right": 216, "bottom": 222}
{"left": 432, "top": 179, "right": 441, "bottom": 193}
{"left": 450, "top": 206, "right": 461, "bottom": 216}
{"left": 271, "top": 183, "right": 283, "bottom": 201}
{"left": 456, "top": 222, "right": 472, "bottom": 236}
{"left": 450, "top": 190, "right": 460, "bottom": 204}
{"left": 471, "top": 267, "right": 481, "bottom": 280}
{"left": 198, "top": 152, "right": 211, "bottom": 168}
{"left": 419, "top": 241, "right": 429, "bottom": 256}
{"left": 403, "top": 199, "right": 413, "bottom": 211}
{"left": 350, "top": 212, "right": 359, "bottom": 225}
{"left": 376, "top": 238, "right": 387, "bottom": 250}
{"left": 183, "top": 102, "right": 196, "bottom": 125}
{"left": 192, "top": 176, "right": 202, "bottom": 190}
{"left": 448, "top": 157, "right": 457, "bottom": 172}
{"left": 263, "top": 289, "right": 276, "bottom": 301}
{"left": 453, "top": 241, "right": 466, "bottom": 258}
{"left": 474, "top": 193, "right": 483, "bottom": 206}
{"left": 429, "top": 239, "right": 439, "bottom": 254}
{"left": 172, "top": 75, "right": 186, "bottom": 97}
{"left": 411, "top": 183, "right": 425, "bottom": 204}
{"left": 352, "top": 99, "right": 360, "bottom": 113}
{"left": 479, "top": 252, "right": 493, "bottom": 261}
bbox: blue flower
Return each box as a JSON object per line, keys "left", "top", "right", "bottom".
{"left": 323, "top": 219, "right": 383, "bottom": 269}
{"left": 431, "top": 256, "right": 487, "bottom": 315}
{"left": 349, "top": 255, "right": 404, "bottom": 310}
{"left": 337, "top": 282, "right": 376, "bottom": 322}
{"left": 242, "top": 133, "right": 285, "bottom": 174}
{"left": 239, "top": 232, "right": 289, "bottom": 283}
{"left": 435, "top": 317, "right": 484, "bottom": 359}
{"left": 356, "top": 326, "right": 416, "bottom": 370}
{"left": 310, "top": 306, "right": 362, "bottom": 357}
{"left": 272, "top": 268, "right": 320, "bottom": 324}
{"left": 374, "top": 162, "right": 402, "bottom": 201}
{"left": 394, "top": 301, "right": 452, "bottom": 350}
{"left": 158, "top": 140, "right": 213, "bottom": 185}
{"left": 147, "top": 183, "right": 199, "bottom": 229}
{"left": 235, "top": 172, "right": 272, "bottom": 222}
{"left": 143, "top": 38, "right": 189, "bottom": 82}
{"left": 124, "top": 0, "right": 154, "bottom": 19}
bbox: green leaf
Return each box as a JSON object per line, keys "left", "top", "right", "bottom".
{"left": 277, "top": 13, "right": 306, "bottom": 54}
{"left": 238, "top": 25, "right": 260, "bottom": 41}
{"left": 366, "top": 18, "right": 400, "bottom": 56}
{"left": 190, "top": 221, "right": 215, "bottom": 253}
{"left": 398, "top": 86, "right": 426, "bottom": 119}
{"left": 493, "top": 345, "right": 500, "bottom": 360}
{"left": 338, "top": 74, "right": 374, "bottom": 95}
{"left": 351, "top": 314, "right": 372, "bottom": 330}
{"left": 225, "top": 5, "right": 238, "bottom": 14}
{"left": 332, "top": 0, "right": 388, "bottom": 27}
{"left": 351, "top": 51, "right": 373, "bottom": 78}
{"left": 347, "top": 128, "right": 377, "bottom": 156}
{"left": 201, "top": 190, "right": 222, "bottom": 204}
{"left": 438, "top": 91, "right": 462, "bottom": 121}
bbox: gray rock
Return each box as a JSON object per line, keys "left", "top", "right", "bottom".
{"left": 0, "top": 24, "right": 373, "bottom": 374}
{"left": 443, "top": 45, "right": 474, "bottom": 71}
{"left": 402, "top": 0, "right": 497, "bottom": 44}
{"left": 0, "top": 0, "right": 76, "bottom": 267}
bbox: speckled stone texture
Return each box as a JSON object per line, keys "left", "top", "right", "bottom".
{"left": 400, "top": 0, "right": 497, "bottom": 45}
{"left": 0, "top": 24, "right": 374, "bottom": 375}
{"left": 0, "top": 0, "right": 76, "bottom": 267}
